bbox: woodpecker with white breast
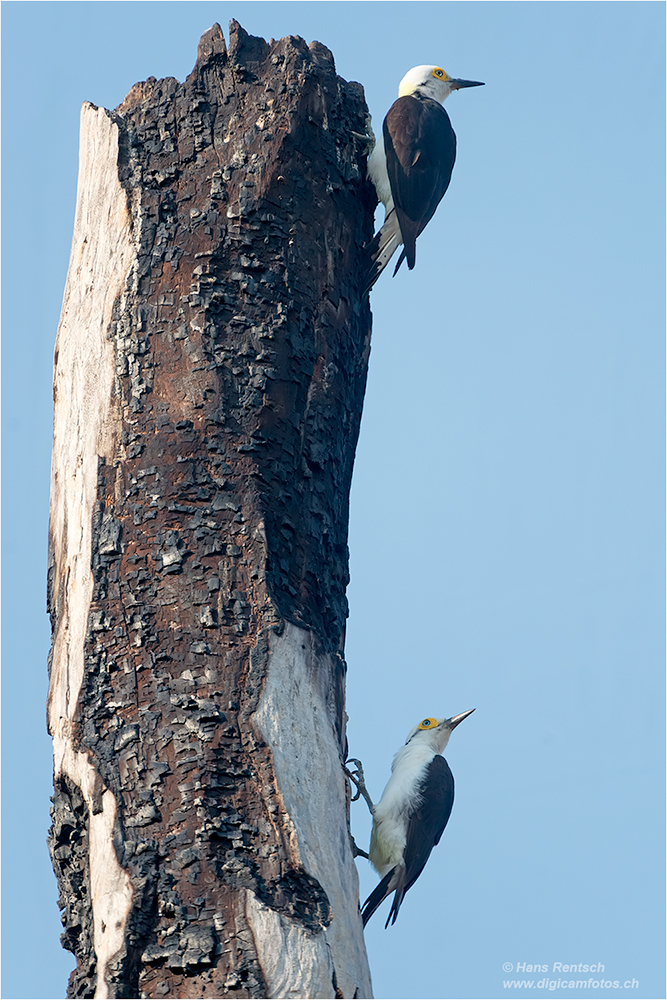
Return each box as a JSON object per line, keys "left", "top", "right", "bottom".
{"left": 365, "top": 65, "right": 483, "bottom": 291}
{"left": 346, "top": 709, "right": 474, "bottom": 927}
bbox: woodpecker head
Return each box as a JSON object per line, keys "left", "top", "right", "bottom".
{"left": 405, "top": 709, "right": 475, "bottom": 753}
{"left": 398, "top": 65, "right": 484, "bottom": 104}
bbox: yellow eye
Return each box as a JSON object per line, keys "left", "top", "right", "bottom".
{"left": 432, "top": 68, "right": 448, "bottom": 80}
{"left": 418, "top": 717, "right": 438, "bottom": 730}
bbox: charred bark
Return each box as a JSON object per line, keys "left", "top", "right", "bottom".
{"left": 47, "top": 21, "right": 374, "bottom": 999}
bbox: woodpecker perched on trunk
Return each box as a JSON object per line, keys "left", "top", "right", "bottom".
{"left": 346, "top": 709, "right": 474, "bottom": 927}
{"left": 365, "top": 65, "right": 483, "bottom": 291}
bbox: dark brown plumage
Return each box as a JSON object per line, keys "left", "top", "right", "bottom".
{"left": 383, "top": 93, "right": 457, "bottom": 272}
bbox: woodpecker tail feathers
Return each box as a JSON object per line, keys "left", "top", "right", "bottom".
{"left": 361, "top": 864, "right": 410, "bottom": 928}
{"left": 385, "top": 866, "right": 408, "bottom": 927}
{"left": 363, "top": 210, "right": 403, "bottom": 293}
{"left": 392, "top": 247, "right": 407, "bottom": 277}
{"left": 361, "top": 868, "right": 395, "bottom": 926}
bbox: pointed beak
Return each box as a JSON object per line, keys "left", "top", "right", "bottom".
{"left": 446, "top": 708, "right": 476, "bottom": 729}
{"left": 450, "top": 78, "right": 484, "bottom": 90}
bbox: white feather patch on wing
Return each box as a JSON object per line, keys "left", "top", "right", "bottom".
{"left": 370, "top": 210, "right": 402, "bottom": 275}
{"left": 367, "top": 136, "right": 393, "bottom": 208}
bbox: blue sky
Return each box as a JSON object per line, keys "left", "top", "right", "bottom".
{"left": 2, "top": 3, "right": 664, "bottom": 999}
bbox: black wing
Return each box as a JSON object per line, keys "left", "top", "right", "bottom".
{"left": 385, "top": 754, "right": 455, "bottom": 926}
{"left": 383, "top": 94, "right": 457, "bottom": 271}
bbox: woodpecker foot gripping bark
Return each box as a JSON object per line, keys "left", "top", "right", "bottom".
{"left": 344, "top": 758, "right": 375, "bottom": 816}
{"left": 350, "top": 837, "right": 370, "bottom": 861}
{"left": 350, "top": 115, "right": 376, "bottom": 156}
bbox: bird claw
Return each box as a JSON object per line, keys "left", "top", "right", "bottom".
{"left": 344, "top": 758, "right": 375, "bottom": 815}
{"left": 343, "top": 757, "right": 364, "bottom": 799}
{"left": 350, "top": 836, "right": 370, "bottom": 860}
{"left": 350, "top": 116, "right": 376, "bottom": 156}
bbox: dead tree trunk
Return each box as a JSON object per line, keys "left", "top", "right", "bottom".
{"left": 47, "top": 21, "right": 375, "bottom": 999}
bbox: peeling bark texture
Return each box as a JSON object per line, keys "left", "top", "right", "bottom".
{"left": 47, "top": 21, "right": 375, "bottom": 1000}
